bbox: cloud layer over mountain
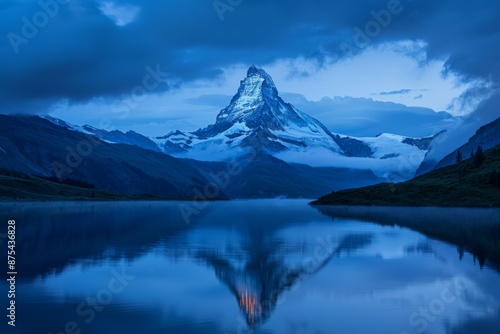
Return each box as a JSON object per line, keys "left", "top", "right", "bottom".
{"left": 1, "top": 0, "right": 499, "bottom": 113}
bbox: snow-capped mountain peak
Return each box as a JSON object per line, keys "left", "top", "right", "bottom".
{"left": 42, "top": 66, "right": 436, "bottom": 180}
{"left": 150, "top": 66, "right": 435, "bottom": 177}
{"left": 212, "top": 65, "right": 279, "bottom": 129}
{"left": 193, "top": 66, "right": 343, "bottom": 153}
{"left": 156, "top": 66, "right": 347, "bottom": 159}
{"left": 246, "top": 64, "right": 277, "bottom": 92}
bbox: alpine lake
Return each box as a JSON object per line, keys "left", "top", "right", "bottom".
{"left": 1, "top": 200, "right": 499, "bottom": 334}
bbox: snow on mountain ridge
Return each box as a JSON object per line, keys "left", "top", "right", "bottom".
{"left": 149, "top": 66, "right": 437, "bottom": 178}
{"left": 159, "top": 66, "right": 346, "bottom": 159}
{"left": 42, "top": 66, "right": 437, "bottom": 179}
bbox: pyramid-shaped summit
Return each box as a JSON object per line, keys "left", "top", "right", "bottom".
{"left": 197, "top": 65, "right": 284, "bottom": 135}
{"left": 156, "top": 66, "right": 347, "bottom": 161}
{"left": 197, "top": 66, "right": 338, "bottom": 136}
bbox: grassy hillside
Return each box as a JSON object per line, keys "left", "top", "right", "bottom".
{"left": 0, "top": 168, "right": 176, "bottom": 201}
{"left": 312, "top": 144, "right": 500, "bottom": 207}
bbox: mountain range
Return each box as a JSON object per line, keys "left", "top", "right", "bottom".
{"left": 0, "top": 115, "right": 221, "bottom": 199}
{"left": 45, "top": 66, "right": 439, "bottom": 178}
{"left": 1, "top": 65, "right": 497, "bottom": 200}
{"left": 152, "top": 66, "right": 440, "bottom": 177}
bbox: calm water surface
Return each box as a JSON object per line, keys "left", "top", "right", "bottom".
{"left": 1, "top": 200, "right": 499, "bottom": 334}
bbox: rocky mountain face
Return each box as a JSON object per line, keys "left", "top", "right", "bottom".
{"left": 151, "top": 66, "right": 432, "bottom": 179}
{"left": 0, "top": 115, "right": 224, "bottom": 199}
{"left": 154, "top": 66, "right": 346, "bottom": 161}
{"left": 434, "top": 117, "right": 500, "bottom": 170}
{"left": 28, "top": 66, "right": 452, "bottom": 198}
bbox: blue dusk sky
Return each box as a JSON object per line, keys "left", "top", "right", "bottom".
{"left": 1, "top": 0, "right": 500, "bottom": 138}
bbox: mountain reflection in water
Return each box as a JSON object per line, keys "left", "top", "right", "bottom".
{"left": 1, "top": 200, "right": 499, "bottom": 334}
{"left": 198, "top": 233, "right": 372, "bottom": 329}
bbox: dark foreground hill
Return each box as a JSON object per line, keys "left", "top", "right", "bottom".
{"left": 0, "top": 168, "right": 125, "bottom": 201}
{"left": 185, "top": 153, "right": 383, "bottom": 199}
{"left": 312, "top": 144, "right": 500, "bottom": 207}
{"left": 435, "top": 116, "right": 500, "bottom": 170}
{"left": 0, "top": 114, "right": 383, "bottom": 200}
{"left": 0, "top": 168, "right": 193, "bottom": 201}
{"left": 0, "top": 115, "right": 226, "bottom": 199}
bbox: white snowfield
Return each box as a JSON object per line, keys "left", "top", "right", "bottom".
{"left": 275, "top": 133, "right": 426, "bottom": 178}
{"left": 163, "top": 122, "right": 425, "bottom": 178}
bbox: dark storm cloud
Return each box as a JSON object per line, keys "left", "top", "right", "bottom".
{"left": 378, "top": 89, "right": 413, "bottom": 96}
{"left": 375, "top": 88, "right": 429, "bottom": 96}
{"left": 0, "top": 0, "right": 499, "bottom": 113}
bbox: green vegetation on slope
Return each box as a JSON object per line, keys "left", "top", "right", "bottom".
{"left": 312, "top": 144, "right": 500, "bottom": 207}
{"left": 0, "top": 168, "right": 167, "bottom": 201}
